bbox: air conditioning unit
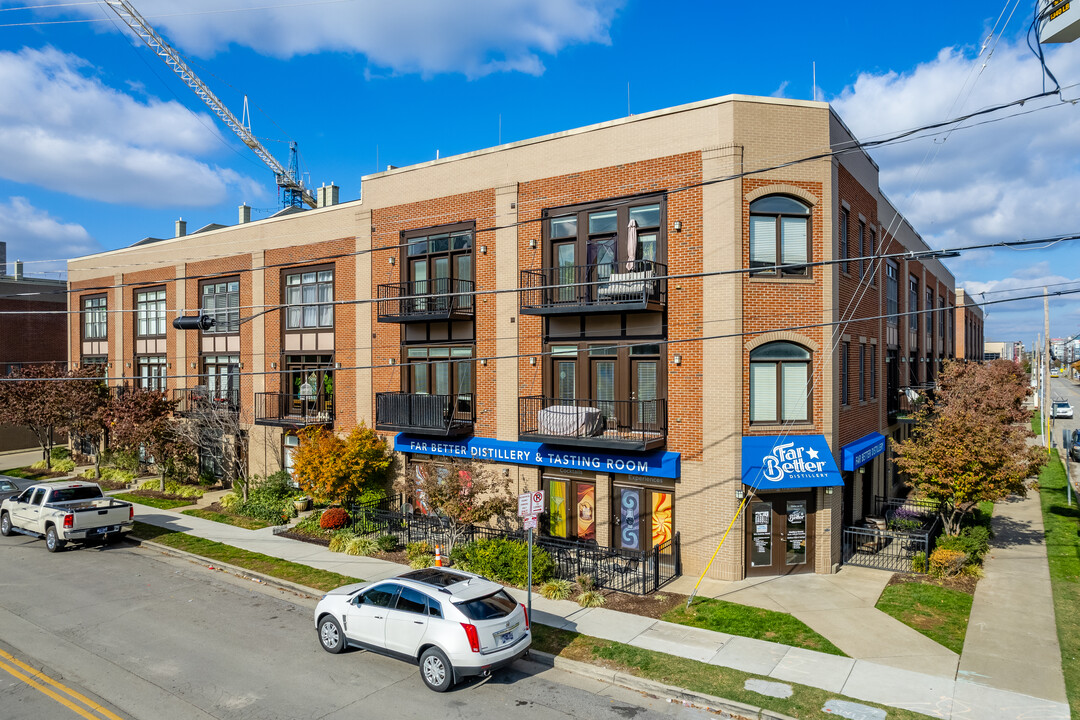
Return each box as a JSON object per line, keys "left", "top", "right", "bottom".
{"left": 1040, "top": 0, "right": 1080, "bottom": 43}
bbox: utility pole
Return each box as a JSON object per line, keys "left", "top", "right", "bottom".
{"left": 1044, "top": 287, "right": 1051, "bottom": 448}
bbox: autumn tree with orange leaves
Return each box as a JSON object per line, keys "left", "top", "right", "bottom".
{"left": 894, "top": 359, "right": 1044, "bottom": 535}
{"left": 290, "top": 423, "right": 394, "bottom": 505}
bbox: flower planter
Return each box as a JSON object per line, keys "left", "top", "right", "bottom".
{"left": 294, "top": 497, "right": 311, "bottom": 512}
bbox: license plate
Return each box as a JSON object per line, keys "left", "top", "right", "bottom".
{"left": 89, "top": 525, "right": 118, "bottom": 536}
{"left": 496, "top": 630, "right": 514, "bottom": 646}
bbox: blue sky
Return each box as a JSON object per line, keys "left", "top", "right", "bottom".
{"left": 1, "top": 0, "right": 1079, "bottom": 345}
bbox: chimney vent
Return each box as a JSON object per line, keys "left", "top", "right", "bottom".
{"left": 175, "top": 218, "right": 187, "bottom": 237}
{"left": 239, "top": 204, "right": 251, "bottom": 224}
{"left": 317, "top": 183, "right": 340, "bottom": 208}
{"left": 14, "top": 259, "right": 23, "bottom": 280}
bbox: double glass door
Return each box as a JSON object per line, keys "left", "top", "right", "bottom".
{"left": 612, "top": 485, "right": 673, "bottom": 552}
{"left": 746, "top": 494, "right": 814, "bottom": 576}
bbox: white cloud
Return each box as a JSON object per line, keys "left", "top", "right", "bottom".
{"left": 830, "top": 38, "right": 1080, "bottom": 340}
{"left": 23, "top": 0, "right": 621, "bottom": 78}
{"left": 0, "top": 197, "right": 101, "bottom": 273}
{"left": 0, "top": 46, "right": 262, "bottom": 207}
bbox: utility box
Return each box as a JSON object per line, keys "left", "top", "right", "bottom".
{"left": 1041, "top": 0, "right": 1080, "bottom": 43}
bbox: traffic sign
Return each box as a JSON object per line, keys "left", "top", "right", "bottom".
{"left": 523, "top": 515, "right": 539, "bottom": 530}
{"left": 518, "top": 490, "right": 545, "bottom": 517}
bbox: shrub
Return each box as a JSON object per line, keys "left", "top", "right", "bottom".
{"left": 100, "top": 467, "right": 135, "bottom": 484}
{"left": 50, "top": 446, "right": 71, "bottom": 461}
{"left": 29, "top": 459, "right": 48, "bottom": 470}
{"left": 575, "top": 574, "right": 595, "bottom": 591}
{"left": 935, "top": 526, "right": 991, "bottom": 563}
{"left": 329, "top": 530, "right": 357, "bottom": 553}
{"left": 406, "top": 541, "right": 433, "bottom": 562}
{"left": 376, "top": 534, "right": 398, "bottom": 552}
{"left": 453, "top": 537, "right": 554, "bottom": 586}
{"left": 345, "top": 536, "right": 379, "bottom": 556}
{"left": 139, "top": 479, "right": 159, "bottom": 491}
{"left": 576, "top": 590, "right": 606, "bottom": 608}
{"left": 320, "top": 507, "right": 350, "bottom": 530}
{"left": 81, "top": 468, "right": 98, "bottom": 479}
{"left": 540, "top": 579, "right": 574, "bottom": 601}
{"left": 410, "top": 554, "right": 435, "bottom": 569}
{"left": 293, "top": 511, "right": 325, "bottom": 535}
{"left": 929, "top": 548, "right": 968, "bottom": 578}
{"left": 911, "top": 551, "right": 928, "bottom": 574}
{"left": 103, "top": 450, "right": 139, "bottom": 472}
{"left": 219, "top": 492, "right": 242, "bottom": 512}
{"left": 53, "top": 458, "right": 75, "bottom": 472}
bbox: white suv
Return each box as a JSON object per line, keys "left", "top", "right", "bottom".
{"left": 314, "top": 567, "right": 531, "bottom": 691}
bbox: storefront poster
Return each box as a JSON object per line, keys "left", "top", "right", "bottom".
{"left": 651, "top": 492, "right": 672, "bottom": 546}
{"left": 549, "top": 481, "right": 567, "bottom": 538}
{"left": 576, "top": 485, "right": 595, "bottom": 541}
{"left": 620, "top": 488, "right": 641, "bottom": 550}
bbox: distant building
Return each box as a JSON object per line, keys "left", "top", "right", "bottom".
{"left": 954, "top": 289, "right": 984, "bottom": 362}
{"left": 0, "top": 245, "right": 69, "bottom": 452}
{"left": 983, "top": 340, "right": 1023, "bottom": 364}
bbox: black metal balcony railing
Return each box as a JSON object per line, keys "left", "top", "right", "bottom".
{"left": 173, "top": 386, "right": 239, "bottom": 415}
{"left": 376, "top": 278, "right": 475, "bottom": 323}
{"left": 894, "top": 383, "right": 936, "bottom": 423}
{"left": 519, "top": 395, "right": 667, "bottom": 451}
{"left": 254, "top": 392, "right": 333, "bottom": 427}
{"left": 519, "top": 260, "right": 667, "bottom": 315}
{"left": 375, "top": 392, "right": 474, "bottom": 437}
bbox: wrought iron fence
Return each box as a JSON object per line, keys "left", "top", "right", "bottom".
{"left": 519, "top": 260, "right": 667, "bottom": 313}
{"left": 844, "top": 498, "right": 942, "bottom": 573}
{"left": 254, "top": 391, "right": 333, "bottom": 426}
{"left": 376, "top": 278, "right": 475, "bottom": 320}
{"left": 518, "top": 395, "right": 667, "bottom": 450}
{"left": 341, "top": 494, "right": 680, "bottom": 594}
{"left": 375, "top": 392, "right": 474, "bottom": 435}
{"left": 873, "top": 495, "right": 941, "bottom": 518}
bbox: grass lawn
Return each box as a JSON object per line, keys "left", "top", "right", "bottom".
{"left": 182, "top": 508, "right": 270, "bottom": 530}
{"left": 129, "top": 521, "right": 361, "bottom": 592}
{"left": 662, "top": 598, "right": 845, "bottom": 656}
{"left": 875, "top": 581, "right": 973, "bottom": 654}
{"left": 115, "top": 493, "right": 193, "bottom": 510}
{"left": 1032, "top": 411, "right": 1042, "bottom": 435}
{"left": 0, "top": 466, "right": 65, "bottom": 480}
{"left": 531, "top": 625, "right": 930, "bottom": 720}
{"left": 1036, "top": 450, "right": 1080, "bottom": 719}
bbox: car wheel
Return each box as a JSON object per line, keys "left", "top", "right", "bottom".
{"left": 318, "top": 616, "right": 346, "bottom": 654}
{"left": 45, "top": 526, "right": 65, "bottom": 553}
{"left": 419, "top": 647, "right": 454, "bottom": 692}
{"left": 0, "top": 513, "right": 11, "bottom": 537}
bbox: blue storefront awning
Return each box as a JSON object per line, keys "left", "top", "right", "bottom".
{"left": 840, "top": 432, "right": 887, "bottom": 472}
{"left": 741, "top": 435, "right": 843, "bottom": 489}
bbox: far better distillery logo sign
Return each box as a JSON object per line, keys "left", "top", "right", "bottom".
{"left": 741, "top": 435, "right": 842, "bottom": 489}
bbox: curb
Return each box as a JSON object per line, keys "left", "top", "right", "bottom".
{"left": 527, "top": 651, "right": 796, "bottom": 720}
{"left": 127, "top": 536, "right": 325, "bottom": 601}
{"left": 129, "top": 533, "right": 799, "bottom": 720}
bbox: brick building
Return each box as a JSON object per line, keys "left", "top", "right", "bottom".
{"left": 954, "top": 289, "right": 984, "bottom": 362}
{"left": 67, "top": 94, "right": 957, "bottom": 580}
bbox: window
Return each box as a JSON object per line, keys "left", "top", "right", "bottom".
{"left": 203, "top": 355, "right": 239, "bottom": 402}
{"left": 840, "top": 342, "right": 850, "bottom": 406}
{"left": 201, "top": 280, "right": 240, "bottom": 333}
{"left": 394, "top": 586, "right": 430, "bottom": 615}
{"left": 749, "top": 342, "right": 810, "bottom": 423}
{"left": 404, "top": 225, "right": 474, "bottom": 309}
{"left": 870, "top": 345, "right": 877, "bottom": 399}
{"left": 83, "top": 296, "right": 106, "bottom": 340}
{"left": 938, "top": 295, "right": 945, "bottom": 336}
{"left": 284, "top": 434, "right": 299, "bottom": 482}
{"left": 285, "top": 269, "right": 333, "bottom": 329}
{"left": 405, "top": 346, "right": 473, "bottom": 400}
{"left": 925, "top": 289, "right": 933, "bottom": 337}
{"left": 909, "top": 276, "right": 920, "bottom": 335}
{"left": 859, "top": 344, "right": 866, "bottom": 401}
{"left": 543, "top": 476, "right": 596, "bottom": 541}
{"left": 357, "top": 585, "right": 398, "bottom": 608}
{"left": 545, "top": 343, "right": 662, "bottom": 420}
{"left": 136, "top": 289, "right": 166, "bottom": 337}
{"left": 868, "top": 229, "right": 877, "bottom": 285}
{"left": 886, "top": 261, "right": 899, "bottom": 325}
{"left": 838, "top": 207, "right": 849, "bottom": 273}
{"left": 749, "top": 196, "right": 810, "bottom": 277}
{"left": 137, "top": 355, "right": 166, "bottom": 391}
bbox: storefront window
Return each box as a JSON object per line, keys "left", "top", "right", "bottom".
{"left": 544, "top": 475, "right": 595, "bottom": 542}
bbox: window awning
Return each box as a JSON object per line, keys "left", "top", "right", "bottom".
{"left": 840, "top": 432, "right": 887, "bottom": 471}
{"left": 741, "top": 435, "right": 842, "bottom": 489}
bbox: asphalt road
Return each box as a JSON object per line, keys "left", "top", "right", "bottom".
{"left": 0, "top": 534, "right": 712, "bottom": 720}
{"left": 1049, "top": 376, "right": 1080, "bottom": 467}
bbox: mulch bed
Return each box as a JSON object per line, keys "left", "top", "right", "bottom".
{"left": 597, "top": 588, "right": 688, "bottom": 618}
{"left": 96, "top": 479, "right": 132, "bottom": 491}
{"left": 886, "top": 571, "right": 978, "bottom": 595}
{"left": 125, "top": 489, "right": 195, "bottom": 502}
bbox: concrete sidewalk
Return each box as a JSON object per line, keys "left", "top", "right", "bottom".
{"left": 129, "top": 503, "right": 1069, "bottom": 720}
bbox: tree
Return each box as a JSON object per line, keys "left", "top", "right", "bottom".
{"left": 0, "top": 363, "right": 68, "bottom": 468}
{"left": 894, "top": 359, "right": 1044, "bottom": 534}
{"left": 103, "top": 387, "right": 190, "bottom": 490}
{"left": 291, "top": 423, "right": 394, "bottom": 505}
{"left": 171, "top": 399, "right": 247, "bottom": 489}
{"left": 59, "top": 365, "right": 111, "bottom": 472}
{"left": 395, "top": 458, "right": 514, "bottom": 554}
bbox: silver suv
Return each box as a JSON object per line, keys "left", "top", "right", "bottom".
{"left": 314, "top": 567, "right": 531, "bottom": 691}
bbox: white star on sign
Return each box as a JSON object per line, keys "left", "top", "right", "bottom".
{"left": 806, "top": 447, "right": 820, "bottom": 460}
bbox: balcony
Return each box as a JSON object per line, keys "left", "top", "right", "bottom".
{"left": 254, "top": 392, "right": 333, "bottom": 427}
{"left": 519, "top": 260, "right": 667, "bottom": 316}
{"left": 376, "top": 278, "right": 475, "bottom": 323}
{"left": 892, "top": 383, "right": 936, "bottom": 424}
{"left": 173, "top": 386, "right": 239, "bottom": 416}
{"left": 519, "top": 396, "right": 667, "bottom": 451}
{"left": 375, "top": 392, "right": 474, "bottom": 437}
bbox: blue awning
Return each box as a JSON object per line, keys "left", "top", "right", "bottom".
{"left": 840, "top": 432, "right": 887, "bottom": 471}
{"left": 741, "top": 435, "right": 843, "bottom": 489}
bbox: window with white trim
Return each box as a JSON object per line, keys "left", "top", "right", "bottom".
{"left": 285, "top": 269, "right": 333, "bottom": 329}
{"left": 83, "top": 296, "right": 106, "bottom": 340}
{"left": 749, "top": 342, "right": 811, "bottom": 423}
{"left": 136, "top": 289, "right": 166, "bottom": 337}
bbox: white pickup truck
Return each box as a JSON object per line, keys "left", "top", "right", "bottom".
{"left": 0, "top": 482, "right": 134, "bottom": 552}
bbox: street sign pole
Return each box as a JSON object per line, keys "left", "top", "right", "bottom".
{"left": 527, "top": 526, "right": 533, "bottom": 622}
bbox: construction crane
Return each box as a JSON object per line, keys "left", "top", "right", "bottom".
{"left": 103, "top": 0, "right": 316, "bottom": 209}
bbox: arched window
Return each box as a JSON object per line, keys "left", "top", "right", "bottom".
{"left": 749, "top": 195, "right": 810, "bottom": 277}
{"left": 749, "top": 341, "right": 811, "bottom": 423}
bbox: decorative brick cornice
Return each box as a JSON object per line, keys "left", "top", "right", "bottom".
{"left": 745, "top": 331, "right": 821, "bottom": 352}
{"left": 745, "top": 184, "right": 820, "bottom": 206}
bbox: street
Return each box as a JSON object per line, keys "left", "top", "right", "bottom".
{"left": 0, "top": 535, "right": 710, "bottom": 720}
{"left": 1048, "top": 376, "right": 1080, "bottom": 465}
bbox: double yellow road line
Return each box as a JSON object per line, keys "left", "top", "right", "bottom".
{"left": 0, "top": 647, "right": 125, "bottom": 720}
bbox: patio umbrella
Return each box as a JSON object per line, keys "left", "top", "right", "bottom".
{"left": 626, "top": 218, "right": 638, "bottom": 271}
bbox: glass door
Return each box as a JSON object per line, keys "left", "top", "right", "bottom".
{"left": 592, "top": 359, "right": 616, "bottom": 429}
{"left": 785, "top": 499, "right": 808, "bottom": 567}
{"left": 748, "top": 501, "right": 774, "bottom": 574}
{"left": 613, "top": 486, "right": 643, "bottom": 551}
{"left": 554, "top": 243, "right": 576, "bottom": 304}
{"left": 432, "top": 256, "right": 450, "bottom": 312}
{"left": 746, "top": 494, "right": 814, "bottom": 576}
{"left": 410, "top": 260, "right": 428, "bottom": 313}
